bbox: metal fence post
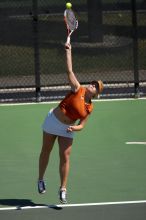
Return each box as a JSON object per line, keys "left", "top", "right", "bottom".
{"left": 32, "top": 0, "right": 41, "bottom": 102}
{"left": 131, "top": 0, "right": 140, "bottom": 98}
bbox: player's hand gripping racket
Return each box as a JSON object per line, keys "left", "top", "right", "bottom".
{"left": 64, "top": 8, "right": 78, "bottom": 48}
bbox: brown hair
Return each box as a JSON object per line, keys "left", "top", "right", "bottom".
{"left": 91, "top": 80, "right": 104, "bottom": 94}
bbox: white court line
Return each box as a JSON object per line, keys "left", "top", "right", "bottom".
{"left": 0, "top": 200, "right": 146, "bottom": 211}
{"left": 0, "top": 97, "right": 146, "bottom": 107}
{"left": 126, "top": 142, "right": 146, "bottom": 145}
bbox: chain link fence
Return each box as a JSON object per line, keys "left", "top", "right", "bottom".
{"left": 0, "top": 0, "right": 146, "bottom": 103}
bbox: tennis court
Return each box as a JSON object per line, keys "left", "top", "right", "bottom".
{"left": 0, "top": 99, "right": 146, "bottom": 219}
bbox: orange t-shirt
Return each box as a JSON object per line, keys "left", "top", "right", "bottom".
{"left": 59, "top": 86, "right": 93, "bottom": 121}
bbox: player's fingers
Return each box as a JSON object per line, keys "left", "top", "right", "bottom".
{"left": 65, "top": 43, "right": 69, "bottom": 49}
{"left": 67, "top": 126, "right": 73, "bottom": 132}
{"left": 65, "top": 42, "right": 71, "bottom": 50}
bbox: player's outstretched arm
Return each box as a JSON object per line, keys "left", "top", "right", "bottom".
{"left": 67, "top": 115, "right": 89, "bottom": 132}
{"left": 65, "top": 43, "right": 80, "bottom": 93}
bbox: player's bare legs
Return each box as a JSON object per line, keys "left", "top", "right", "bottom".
{"left": 39, "top": 131, "right": 57, "bottom": 179}
{"left": 58, "top": 136, "right": 73, "bottom": 203}
{"left": 38, "top": 132, "right": 57, "bottom": 193}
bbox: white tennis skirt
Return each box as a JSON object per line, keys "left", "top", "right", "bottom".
{"left": 42, "top": 109, "right": 74, "bottom": 139}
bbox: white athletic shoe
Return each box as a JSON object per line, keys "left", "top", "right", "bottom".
{"left": 59, "top": 188, "right": 67, "bottom": 204}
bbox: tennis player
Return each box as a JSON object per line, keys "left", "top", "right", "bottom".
{"left": 38, "top": 43, "right": 104, "bottom": 204}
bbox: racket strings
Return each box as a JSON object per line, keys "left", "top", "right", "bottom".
{"left": 65, "top": 10, "right": 78, "bottom": 31}
{"left": 64, "top": 8, "right": 78, "bottom": 45}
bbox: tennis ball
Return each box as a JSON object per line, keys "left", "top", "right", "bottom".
{"left": 66, "top": 2, "right": 72, "bottom": 9}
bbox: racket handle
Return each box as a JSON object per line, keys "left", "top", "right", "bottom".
{"left": 66, "top": 36, "right": 70, "bottom": 45}
{"left": 65, "top": 36, "right": 71, "bottom": 49}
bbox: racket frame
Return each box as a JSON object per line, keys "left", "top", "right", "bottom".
{"left": 64, "top": 9, "right": 78, "bottom": 45}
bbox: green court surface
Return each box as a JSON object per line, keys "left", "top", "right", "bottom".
{"left": 0, "top": 99, "right": 146, "bottom": 219}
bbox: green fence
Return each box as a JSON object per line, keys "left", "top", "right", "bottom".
{"left": 0, "top": 0, "right": 146, "bottom": 102}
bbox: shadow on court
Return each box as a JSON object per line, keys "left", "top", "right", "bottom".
{"left": 0, "top": 199, "right": 44, "bottom": 207}
{"left": 0, "top": 199, "right": 62, "bottom": 210}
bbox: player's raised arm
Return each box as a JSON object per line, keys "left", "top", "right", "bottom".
{"left": 65, "top": 43, "right": 80, "bottom": 93}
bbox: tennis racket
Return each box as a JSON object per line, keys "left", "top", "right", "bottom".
{"left": 64, "top": 8, "right": 78, "bottom": 47}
